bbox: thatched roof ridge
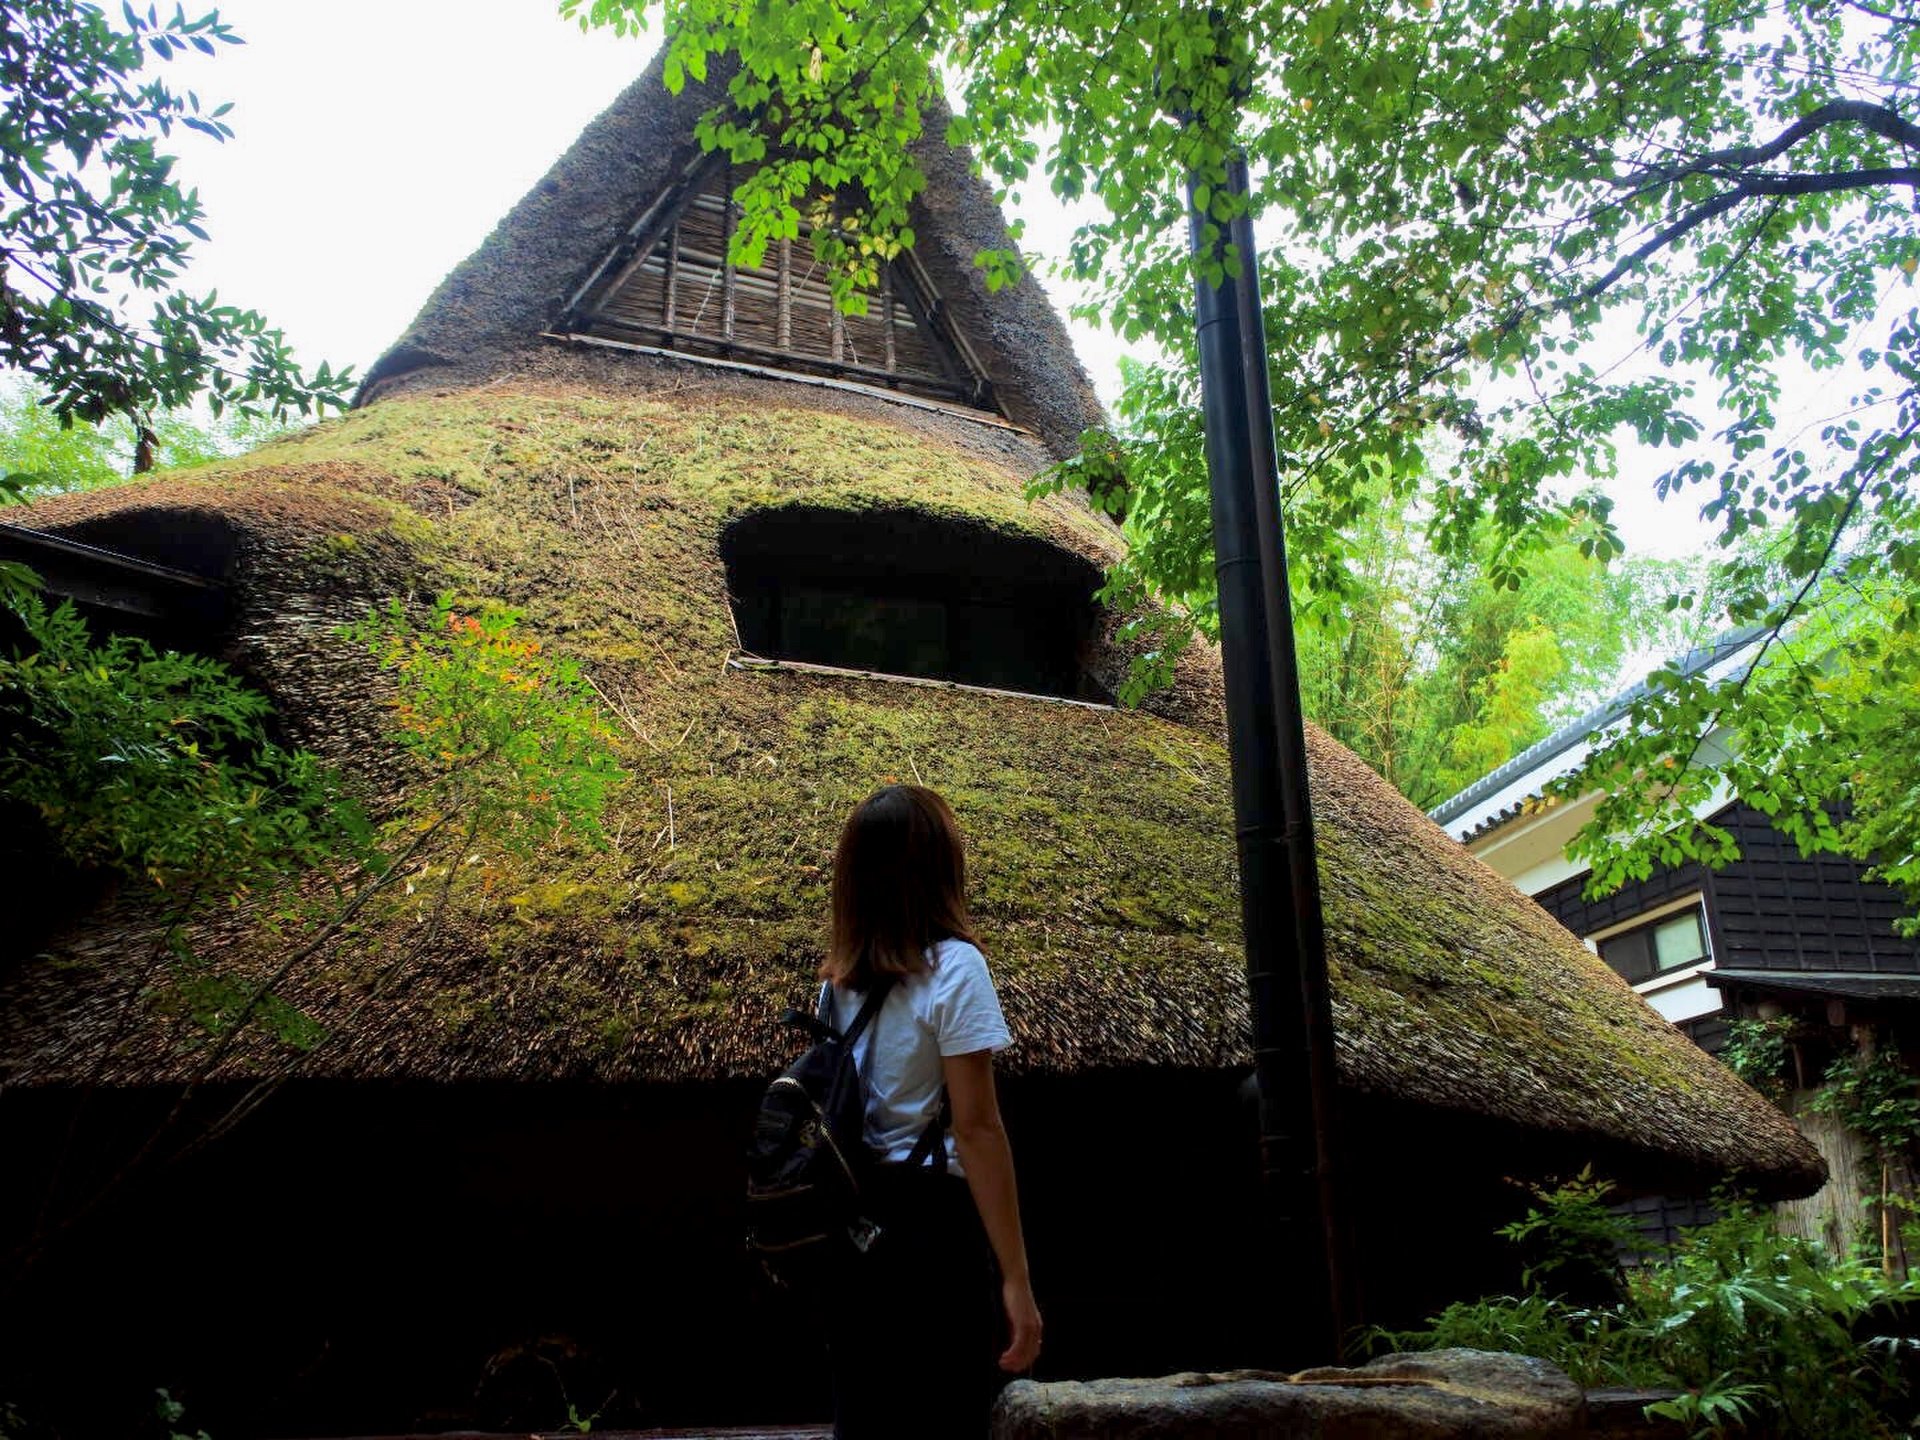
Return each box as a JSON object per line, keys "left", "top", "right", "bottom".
{"left": 359, "top": 48, "right": 1107, "bottom": 460}
{"left": 0, "top": 385, "right": 1823, "bottom": 1200}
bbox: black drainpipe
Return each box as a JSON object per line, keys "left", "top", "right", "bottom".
{"left": 1186, "top": 151, "right": 1349, "bottom": 1362}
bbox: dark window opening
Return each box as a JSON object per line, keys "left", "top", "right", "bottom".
{"left": 0, "top": 510, "right": 235, "bottom": 654}
{"left": 1598, "top": 905, "right": 1711, "bottom": 986}
{"left": 53, "top": 509, "right": 239, "bottom": 582}
{"left": 722, "top": 507, "right": 1112, "bottom": 704}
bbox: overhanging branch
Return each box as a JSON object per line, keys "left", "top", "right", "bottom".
{"left": 1629, "top": 99, "right": 1920, "bottom": 186}
{"left": 1578, "top": 167, "right": 1917, "bottom": 309}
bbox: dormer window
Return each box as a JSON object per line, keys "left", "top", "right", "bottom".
{"left": 561, "top": 159, "right": 997, "bottom": 412}
{"left": 722, "top": 507, "right": 1111, "bottom": 704}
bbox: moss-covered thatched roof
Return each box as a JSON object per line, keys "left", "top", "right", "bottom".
{"left": 360, "top": 47, "right": 1105, "bottom": 460}
{"left": 0, "top": 383, "right": 1823, "bottom": 1200}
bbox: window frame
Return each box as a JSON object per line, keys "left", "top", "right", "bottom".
{"left": 1587, "top": 895, "right": 1715, "bottom": 988}
{"left": 720, "top": 507, "right": 1116, "bottom": 707}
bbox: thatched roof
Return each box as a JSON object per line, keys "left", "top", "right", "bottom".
{"left": 0, "top": 385, "right": 1824, "bottom": 1200}
{"left": 359, "top": 48, "right": 1106, "bottom": 461}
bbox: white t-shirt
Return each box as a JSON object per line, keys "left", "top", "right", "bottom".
{"left": 825, "top": 937, "right": 1011, "bottom": 1177}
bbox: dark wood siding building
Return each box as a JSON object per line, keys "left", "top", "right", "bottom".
{"left": 1531, "top": 800, "right": 1920, "bottom": 1025}
{"left": 1436, "top": 691, "right": 1920, "bottom": 1256}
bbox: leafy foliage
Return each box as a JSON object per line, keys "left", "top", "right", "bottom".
{"left": 1, "top": 0, "right": 351, "bottom": 441}
{"left": 1803, "top": 606, "right": 1920, "bottom": 932}
{"left": 1497, "top": 1168, "right": 1640, "bottom": 1300}
{"left": 1721, "top": 1015, "right": 1797, "bottom": 1103}
{"left": 1381, "top": 1179, "right": 1920, "bottom": 1438}
{"left": 154, "top": 1389, "right": 210, "bottom": 1440}
{"left": 341, "top": 594, "right": 627, "bottom": 858}
{"left": 0, "top": 577, "right": 625, "bottom": 1061}
{"left": 0, "top": 579, "right": 369, "bottom": 1053}
{"left": 562, "top": 0, "right": 1920, "bottom": 914}
{"left": 1286, "top": 477, "right": 1686, "bottom": 807}
{"left": 0, "top": 376, "right": 291, "bottom": 503}
{"left": 0, "top": 587, "right": 356, "bottom": 899}
{"left": 1034, "top": 380, "right": 1691, "bottom": 804}
{"left": 1811, "top": 1049, "right": 1920, "bottom": 1166}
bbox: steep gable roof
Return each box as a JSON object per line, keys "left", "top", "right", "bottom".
{"left": 359, "top": 48, "right": 1105, "bottom": 456}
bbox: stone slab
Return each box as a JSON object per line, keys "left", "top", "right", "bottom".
{"left": 992, "top": 1348, "right": 1583, "bottom": 1439}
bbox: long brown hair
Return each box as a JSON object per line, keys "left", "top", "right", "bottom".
{"left": 824, "top": 785, "right": 979, "bottom": 990}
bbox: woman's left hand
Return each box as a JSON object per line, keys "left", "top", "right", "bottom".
{"left": 998, "top": 1274, "right": 1043, "bottom": 1373}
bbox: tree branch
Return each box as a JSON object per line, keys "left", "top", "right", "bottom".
{"left": 1736, "top": 166, "right": 1920, "bottom": 195}
{"left": 11, "top": 810, "right": 457, "bottom": 1269}
{"left": 1587, "top": 416, "right": 1920, "bottom": 860}
{"left": 195, "top": 810, "right": 455, "bottom": 1069}
{"left": 1841, "top": 0, "right": 1920, "bottom": 32}
{"left": 185, "top": 811, "right": 486, "bottom": 1155}
{"left": 1563, "top": 167, "right": 1911, "bottom": 319}
{"left": 1631, "top": 99, "right": 1920, "bottom": 185}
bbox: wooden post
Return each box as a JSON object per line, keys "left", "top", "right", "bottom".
{"left": 722, "top": 187, "right": 737, "bottom": 341}
{"left": 881, "top": 266, "right": 897, "bottom": 372}
{"left": 663, "top": 221, "right": 681, "bottom": 333}
{"left": 777, "top": 238, "right": 793, "bottom": 350}
{"left": 1884, "top": 1159, "right": 1894, "bottom": 1276}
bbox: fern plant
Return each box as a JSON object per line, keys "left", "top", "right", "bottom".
{"left": 1378, "top": 1181, "right": 1920, "bottom": 1439}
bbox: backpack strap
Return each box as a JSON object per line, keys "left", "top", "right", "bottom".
{"left": 827, "top": 975, "right": 941, "bottom": 1168}
{"left": 783, "top": 977, "right": 890, "bottom": 1044}
{"left": 905, "top": 1089, "right": 951, "bottom": 1175}
{"left": 842, "top": 975, "right": 895, "bottom": 1048}
{"left": 778, "top": 981, "right": 840, "bottom": 1043}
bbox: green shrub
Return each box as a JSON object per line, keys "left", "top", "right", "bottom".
{"left": 1375, "top": 1179, "right": 1920, "bottom": 1438}
{"left": 1496, "top": 1166, "right": 1638, "bottom": 1301}
{"left": 1811, "top": 1050, "right": 1920, "bottom": 1165}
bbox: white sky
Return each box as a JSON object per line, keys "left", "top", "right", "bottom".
{"left": 156, "top": 1, "right": 1719, "bottom": 562}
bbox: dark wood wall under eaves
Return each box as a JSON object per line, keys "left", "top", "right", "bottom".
{"left": 1, "top": 1076, "right": 1548, "bottom": 1438}
{"left": 1530, "top": 800, "right": 1920, "bottom": 979}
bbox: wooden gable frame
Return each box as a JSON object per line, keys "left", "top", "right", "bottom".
{"left": 555, "top": 156, "right": 999, "bottom": 413}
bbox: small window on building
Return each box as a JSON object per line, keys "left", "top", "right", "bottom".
{"left": 1598, "top": 906, "right": 1711, "bottom": 985}
{"left": 721, "top": 506, "right": 1112, "bottom": 704}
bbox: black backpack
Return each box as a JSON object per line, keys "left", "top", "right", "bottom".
{"left": 745, "top": 978, "right": 945, "bottom": 1286}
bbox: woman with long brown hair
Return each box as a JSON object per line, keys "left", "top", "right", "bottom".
{"left": 819, "top": 784, "right": 1041, "bottom": 1438}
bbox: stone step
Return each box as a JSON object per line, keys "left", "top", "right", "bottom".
{"left": 316, "top": 1429, "right": 831, "bottom": 1440}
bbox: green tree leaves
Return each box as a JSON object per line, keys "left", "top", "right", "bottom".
{"left": 0, "top": 583, "right": 627, "bottom": 1061}
{"left": 342, "top": 594, "right": 628, "bottom": 860}
{"left": 1384, "top": 1188, "right": 1919, "bottom": 1437}
{"left": 1289, "top": 476, "right": 1687, "bottom": 808}
{"left": 0, "top": 586, "right": 359, "bottom": 899}
{"left": 0, "top": 375, "right": 290, "bottom": 502}
{"left": 1, "top": 1, "right": 351, "bottom": 442}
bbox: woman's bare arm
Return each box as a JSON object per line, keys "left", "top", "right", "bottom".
{"left": 944, "top": 1047, "right": 1042, "bottom": 1373}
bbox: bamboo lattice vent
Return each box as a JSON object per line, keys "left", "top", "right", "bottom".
{"left": 570, "top": 160, "right": 997, "bottom": 410}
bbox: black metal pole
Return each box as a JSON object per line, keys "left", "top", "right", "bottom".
{"left": 1187, "top": 153, "right": 1348, "bottom": 1362}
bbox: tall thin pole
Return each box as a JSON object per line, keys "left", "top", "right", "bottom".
{"left": 1187, "top": 152, "right": 1348, "bottom": 1362}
